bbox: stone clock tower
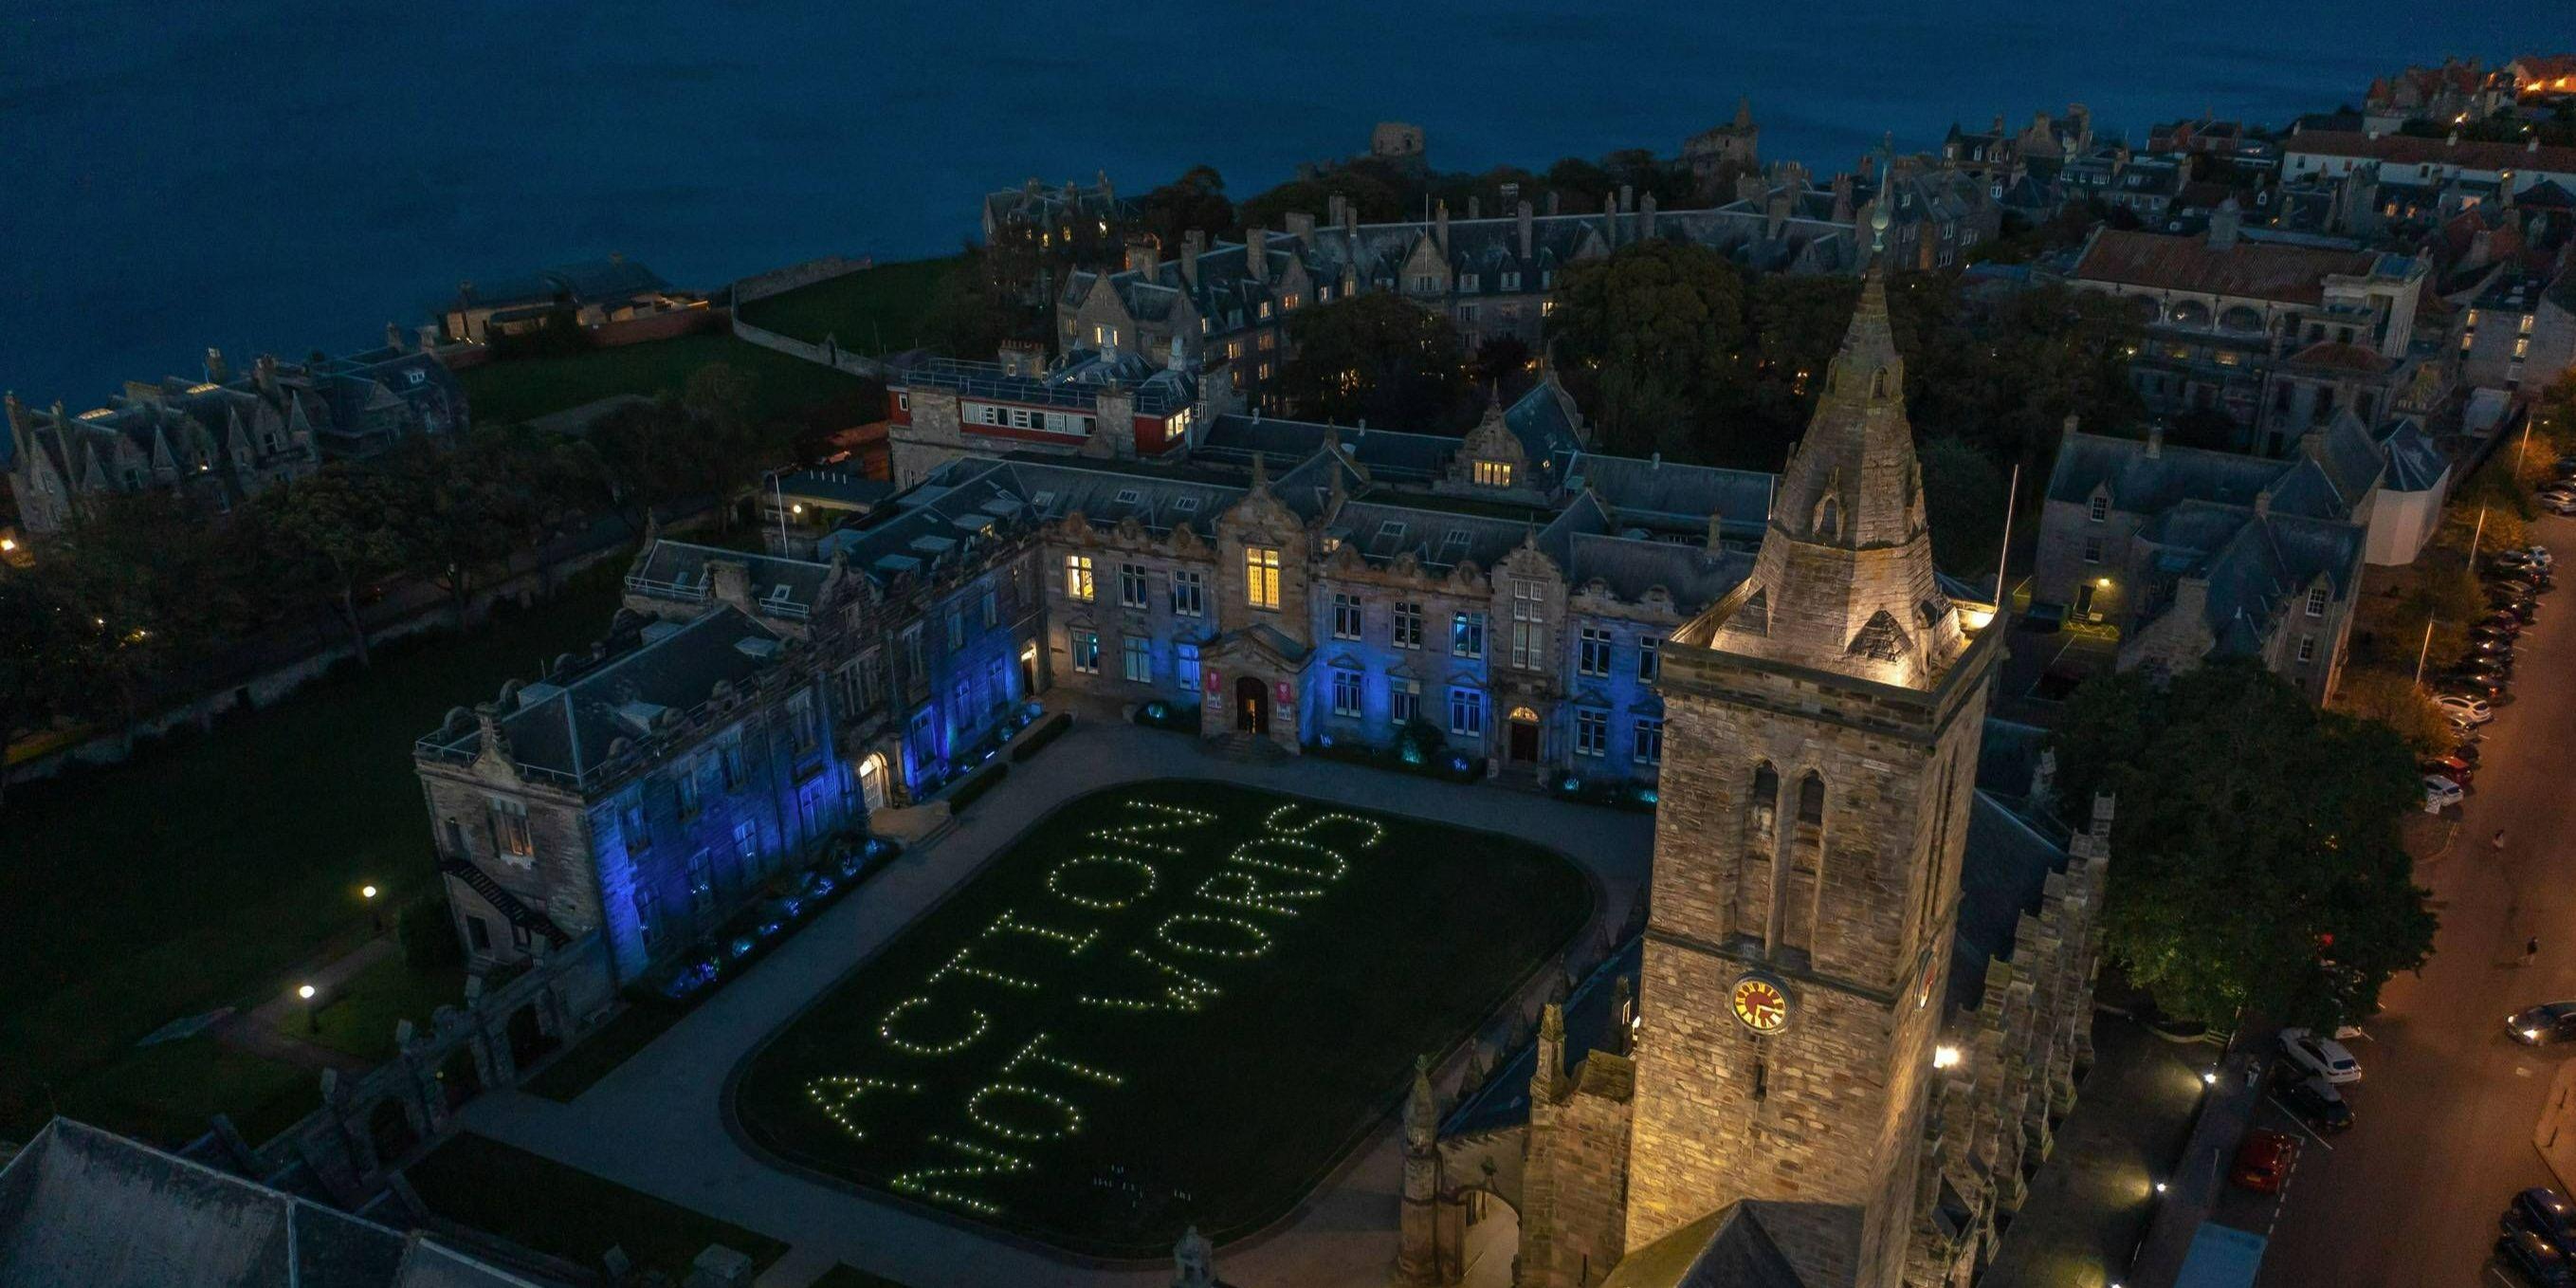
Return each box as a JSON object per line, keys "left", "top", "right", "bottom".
{"left": 1619, "top": 244, "right": 2002, "bottom": 1288}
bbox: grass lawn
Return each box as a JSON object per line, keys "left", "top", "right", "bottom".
{"left": 734, "top": 780, "right": 1591, "bottom": 1257}
{"left": 272, "top": 953, "right": 468, "bottom": 1063}
{"left": 51, "top": 1034, "right": 320, "bottom": 1150}
{"left": 0, "top": 566, "right": 627, "bottom": 1141}
{"left": 521, "top": 1003, "right": 684, "bottom": 1103}
{"left": 735, "top": 256, "right": 961, "bottom": 355}
{"left": 408, "top": 1132, "right": 786, "bottom": 1280}
{"left": 457, "top": 332, "right": 874, "bottom": 428}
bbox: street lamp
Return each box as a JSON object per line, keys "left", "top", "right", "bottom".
{"left": 297, "top": 984, "right": 320, "bottom": 1034}
{"left": 361, "top": 883, "right": 382, "bottom": 933}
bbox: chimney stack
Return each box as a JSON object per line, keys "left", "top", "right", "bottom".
{"left": 418, "top": 324, "right": 442, "bottom": 353}
{"left": 386, "top": 322, "right": 407, "bottom": 352}
{"left": 1517, "top": 199, "right": 1534, "bottom": 259}
{"left": 1181, "top": 229, "right": 1206, "bottom": 289}
{"left": 1468, "top": 195, "right": 1481, "bottom": 220}
{"left": 205, "top": 348, "right": 229, "bottom": 383}
{"left": 1434, "top": 200, "right": 1450, "bottom": 256}
{"left": 1242, "top": 225, "right": 1267, "bottom": 285}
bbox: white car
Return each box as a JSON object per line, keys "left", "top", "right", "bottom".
{"left": 2438, "top": 693, "right": 2494, "bottom": 726}
{"left": 2279, "top": 1026, "right": 2363, "bottom": 1084}
{"left": 2423, "top": 775, "right": 2464, "bottom": 812}
{"left": 2548, "top": 494, "right": 2576, "bottom": 517}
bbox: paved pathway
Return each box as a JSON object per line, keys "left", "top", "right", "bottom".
{"left": 213, "top": 936, "right": 399, "bottom": 1074}
{"left": 460, "top": 716, "right": 1654, "bottom": 1288}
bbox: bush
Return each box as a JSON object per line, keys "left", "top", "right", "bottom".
{"left": 1012, "top": 711, "right": 1074, "bottom": 760}
{"left": 1130, "top": 701, "right": 1197, "bottom": 733}
{"left": 949, "top": 763, "right": 1010, "bottom": 811}
{"left": 1306, "top": 727, "right": 1484, "bottom": 783}
{"left": 400, "top": 898, "right": 464, "bottom": 973}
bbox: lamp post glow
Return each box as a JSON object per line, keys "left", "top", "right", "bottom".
{"left": 361, "top": 883, "right": 383, "bottom": 932}
{"left": 298, "top": 984, "right": 320, "bottom": 1034}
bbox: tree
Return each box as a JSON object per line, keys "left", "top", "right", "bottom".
{"left": 1918, "top": 435, "right": 2008, "bottom": 578}
{"left": 378, "top": 437, "right": 540, "bottom": 630}
{"left": 43, "top": 493, "right": 238, "bottom": 748}
{"left": 1274, "top": 293, "right": 1474, "bottom": 432}
{"left": 2049, "top": 662, "right": 2437, "bottom": 1028}
{"left": 1545, "top": 240, "right": 1749, "bottom": 460}
{"left": 1139, "top": 165, "right": 1234, "bottom": 248}
{"left": 0, "top": 565, "right": 86, "bottom": 812}
{"left": 2337, "top": 670, "right": 2452, "bottom": 756}
{"left": 921, "top": 251, "right": 1032, "bottom": 360}
{"left": 582, "top": 397, "right": 701, "bottom": 533}
{"left": 250, "top": 468, "right": 403, "bottom": 667}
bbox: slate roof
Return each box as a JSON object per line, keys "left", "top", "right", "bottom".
{"left": 2375, "top": 420, "right": 2449, "bottom": 492}
{"left": 1197, "top": 414, "right": 1456, "bottom": 482}
{"left": 2135, "top": 502, "right": 2368, "bottom": 654}
{"left": 2046, "top": 431, "right": 2293, "bottom": 512}
{"left": 0, "top": 1119, "right": 555, "bottom": 1288}
{"left": 1946, "top": 792, "right": 2076, "bottom": 1014}
{"left": 1602, "top": 1201, "right": 1816, "bottom": 1288}
{"left": 429, "top": 606, "right": 789, "bottom": 782}
{"left": 2071, "top": 228, "right": 2398, "bottom": 305}
{"left": 2285, "top": 130, "right": 2576, "bottom": 176}
{"left": 1566, "top": 533, "right": 1750, "bottom": 609}
{"left": 629, "top": 542, "right": 831, "bottom": 616}
{"left": 775, "top": 468, "right": 896, "bottom": 509}
{"left": 1567, "top": 452, "right": 1775, "bottom": 539}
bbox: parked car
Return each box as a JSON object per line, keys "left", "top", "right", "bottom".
{"left": 2452, "top": 737, "right": 2484, "bottom": 764}
{"left": 2279, "top": 1027, "right": 2363, "bottom": 1083}
{"left": 2512, "top": 1188, "right": 2576, "bottom": 1253}
{"left": 2229, "top": 1129, "right": 2297, "bottom": 1193}
{"left": 2439, "top": 694, "right": 2495, "bottom": 725}
{"left": 2547, "top": 494, "right": 2576, "bottom": 517}
{"left": 2422, "top": 760, "right": 2474, "bottom": 788}
{"left": 2477, "top": 613, "right": 2526, "bottom": 637}
{"left": 2494, "top": 577, "right": 2550, "bottom": 598}
{"left": 2425, "top": 776, "right": 2466, "bottom": 812}
{"left": 2273, "top": 1071, "right": 2354, "bottom": 1133}
{"left": 2439, "top": 672, "right": 2506, "bottom": 698}
{"left": 2496, "top": 549, "right": 2546, "bottom": 572}
{"left": 2499, "top": 1225, "right": 2575, "bottom": 1287}
{"left": 2490, "top": 596, "right": 2540, "bottom": 623}
{"left": 2510, "top": 1004, "right": 2576, "bottom": 1046}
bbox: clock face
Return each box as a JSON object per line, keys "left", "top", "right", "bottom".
{"left": 1730, "top": 974, "right": 1791, "bottom": 1035}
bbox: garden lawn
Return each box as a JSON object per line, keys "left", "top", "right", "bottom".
{"left": 736, "top": 256, "right": 961, "bottom": 354}
{"left": 457, "top": 332, "right": 873, "bottom": 427}
{"left": 0, "top": 569, "right": 626, "bottom": 1141}
{"left": 521, "top": 1002, "right": 684, "bottom": 1103}
{"left": 734, "top": 780, "right": 1591, "bottom": 1258}
{"left": 52, "top": 1035, "right": 320, "bottom": 1150}
{"left": 407, "top": 1132, "right": 786, "bottom": 1280}
{"left": 272, "top": 954, "right": 468, "bottom": 1063}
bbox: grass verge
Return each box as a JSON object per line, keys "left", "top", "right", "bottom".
{"left": 736, "top": 257, "right": 960, "bottom": 354}
{"left": 408, "top": 1132, "right": 787, "bottom": 1279}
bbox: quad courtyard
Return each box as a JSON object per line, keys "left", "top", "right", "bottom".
{"left": 458, "top": 716, "right": 1654, "bottom": 1287}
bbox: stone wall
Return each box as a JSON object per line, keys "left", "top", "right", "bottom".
{"left": 732, "top": 255, "right": 875, "bottom": 307}
{"left": 730, "top": 314, "right": 888, "bottom": 380}
{"left": 247, "top": 934, "right": 616, "bottom": 1209}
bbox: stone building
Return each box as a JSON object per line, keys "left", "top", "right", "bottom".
{"left": 1683, "top": 100, "right": 1762, "bottom": 199}
{"left": 1397, "top": 243, "right": 2110, "bottom": 1288}
{"left": 443, "top": 256, "right": 690, "bottom": 343}
{"left": 1039, "top": 159, "right": 1999, "bottom": 407}
{"left": 2034, "top": 417, "right": 2389, "bottom": 702}
{"left": 412, "top": 598, "right": 856, "bottom": 984}
{"left": 5, "top": 337, "right": 466, "bottom": 536}
{"left": 2066, "top": 207, "right": 2432, "bottom": 456}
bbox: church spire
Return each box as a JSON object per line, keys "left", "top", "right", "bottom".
{"left": 1693, "top": 241, "right": 1966, "bottom": 688}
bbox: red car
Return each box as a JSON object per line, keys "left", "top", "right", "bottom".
{"left": 2230, "top": 1129, "right": 2297, "bottom": 1193}
{"left": 2424, "top": 756, "right": 2475, "bottom": 786}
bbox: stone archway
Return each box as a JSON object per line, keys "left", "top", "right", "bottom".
{"left": 1234, "top": 675, "right": 1270, "bottom": 733}
{"left": 366, "top": 1096, "right": 420, "bottom": 1168}
{"left": 436, "top": 1045, "right": 483, "bottom": 1108}
{"left": 1507, "top": 707, "right": 1542, "bottom": 764}
{"left": 505, "top": 1001, "right": 557, "bottom": 1070}
{"left": 1457, "top": 1187, "right": 1521, "bottom": 1288}
{"left": 857, "top": 752, "right": 890, "bottom": 812}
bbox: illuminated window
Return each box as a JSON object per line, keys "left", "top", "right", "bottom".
{"left": 1452, "top": 611, "right": 1487, "bottom": 659}
{"left": 1244, "top": 545, "right": 1282, "bottom": 610}
{"left": 489, "top": 798, "right": 534, "bottom": 859}
{"left": 1071, "top": 631, "right": 1100, "bottom": 674}
{"left": 1473, "top": 459, "right": 1514, "bottom": 488}
{"left": 1066, "top": 554, "right": 1095, "bottom": 601}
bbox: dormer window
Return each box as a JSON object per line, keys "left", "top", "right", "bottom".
{"left": 1501, "top": 271, "right": 1521, "bottom": 291}
{"left": 1459, "top": 273, "right": 1480, "bottom": 292}
{"left": 2306, "top": 585, "right": 2328, "bottom": 617}
{"left": 1473, "top": 460, "right": 1513, "bottom": 488}
{"left": 1376, "top": 520, "right": 1406, "bottom": 543}
{"left": 2089, "top": 494, "right": 2109, "bottom": 523}
{"left": 1114, "top": 488, "right": 1142, "bottom": 506}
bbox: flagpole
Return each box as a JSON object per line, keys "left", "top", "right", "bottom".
{"left": 1992, "top": 462, "right": 2020, "bottom": 611}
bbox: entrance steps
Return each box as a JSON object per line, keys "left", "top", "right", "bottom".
{"left": 1201, "top": 733, "right": 1289, "bottom": 764}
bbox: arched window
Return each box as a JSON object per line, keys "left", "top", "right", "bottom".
{"left": 1750, "top": 764, "right": 1781, "bottom": 837}
{"left": 1797, "top": 773, "right": 1825, "bottom": 826}
{"left": 1813, "top": 494, "right": 1841, "bottom": 542}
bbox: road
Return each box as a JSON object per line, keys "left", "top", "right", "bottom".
{"left": 2256, "top": 521, "right": 2572, "bottom": 1287}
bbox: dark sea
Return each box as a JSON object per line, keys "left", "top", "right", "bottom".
{"left": 1, "top": 0, "right": 2561, "bottom": 400}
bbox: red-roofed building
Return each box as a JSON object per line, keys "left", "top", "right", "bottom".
{"left": 2068, "top": 205, "right": 2432, "bottom": 454}
{"left": 2284, "top": 130, "right": 2576, "bottom": 197}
